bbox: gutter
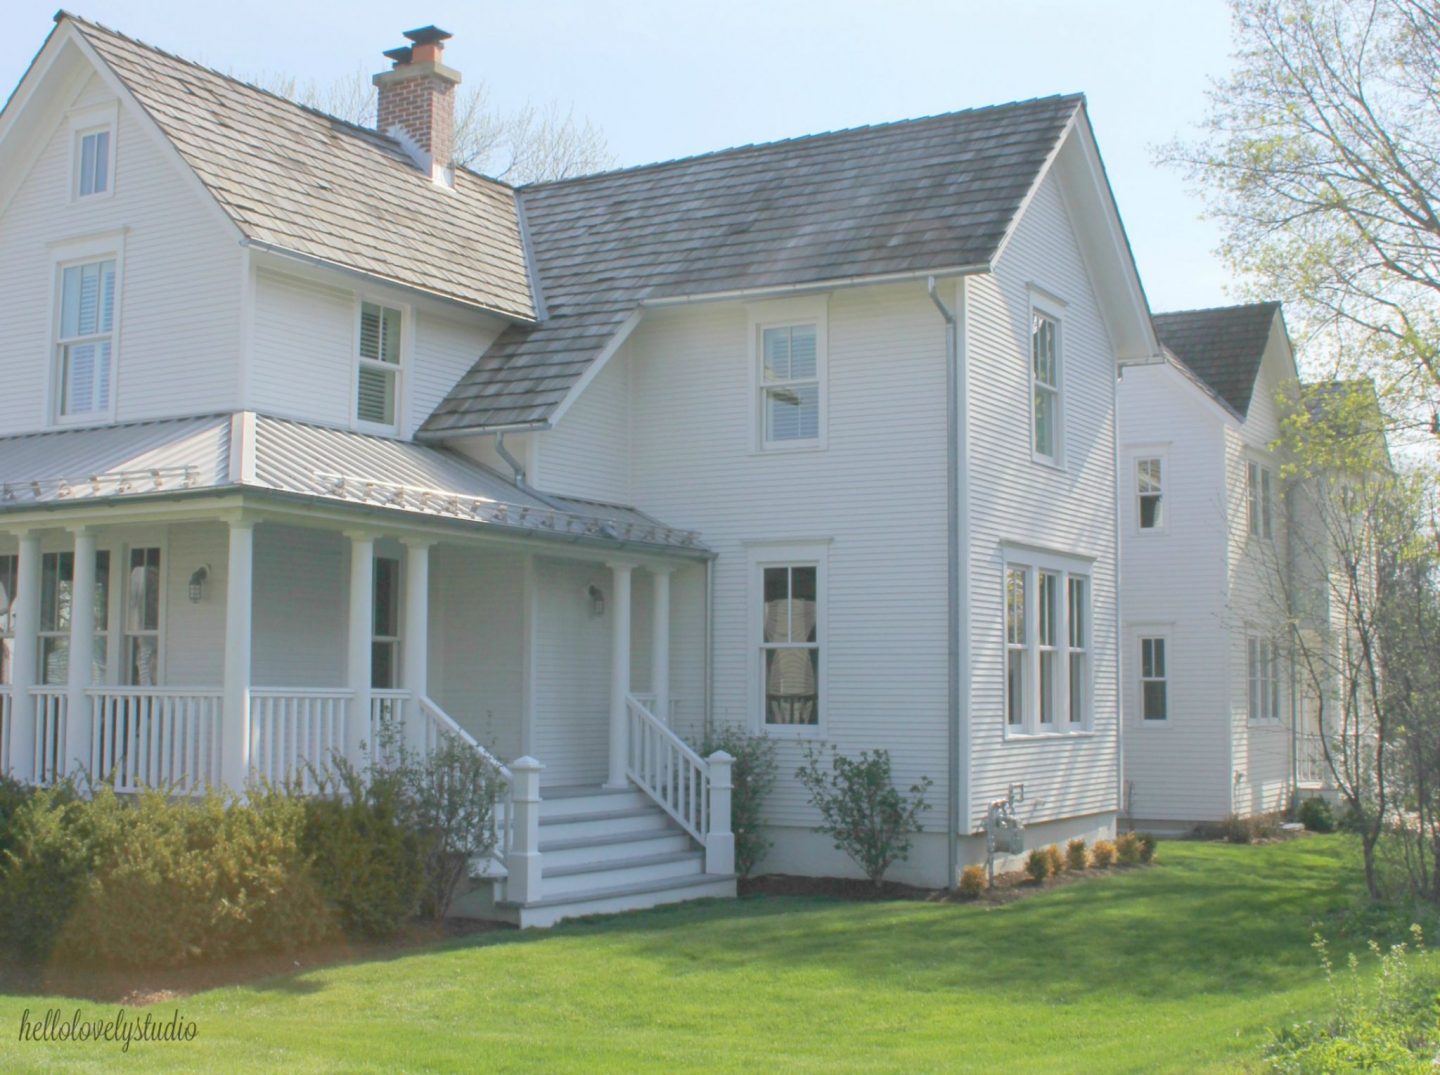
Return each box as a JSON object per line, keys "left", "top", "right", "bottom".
{"left": 649, "top": 263, "right": 990, "bottom": 310}
{"left": 927, "top": 275, "right": 967, "bottom": 889}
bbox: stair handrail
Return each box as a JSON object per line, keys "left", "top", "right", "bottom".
{"left": 624, "top": 692, "right": 709, "bottom": 841}
{"left": 416, "top": 694, "right": 514, "bottom": 867}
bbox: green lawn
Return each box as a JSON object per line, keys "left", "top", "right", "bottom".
{"left": 0, "top": 837, "right": 1382, "bottom": 1073}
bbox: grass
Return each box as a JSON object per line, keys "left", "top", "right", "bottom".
{"left": 0, "top": 837, "right": 1391, "bottom": 1073}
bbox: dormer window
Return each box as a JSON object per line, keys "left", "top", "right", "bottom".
{"left": 77, "top": 128, "right": 111, "bottom": 197}
{"left": 356, "top": 301, "right": 403, "bottom": 431}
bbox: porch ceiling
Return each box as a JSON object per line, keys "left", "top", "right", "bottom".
{"left": 0, "top": 413, "right": 707, "bottom": 555}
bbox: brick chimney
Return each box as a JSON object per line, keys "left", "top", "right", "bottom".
{"left": 373, "top": 26, "right": 461, "bottom": 184}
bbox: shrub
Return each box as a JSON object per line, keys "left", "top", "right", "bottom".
{"left": 1044, "top": 844, "right": 1065, "bottom": 875}
{"left": 1136, "top": 832, "right": 1158, "bottom": 863}
{"left": 302, "top": 759, "right": 424, "bottom": 940}
{"left": 1298, "top": 797, "right": 1337, "bottom": 834}
{"left": 1066, "top": 838, "right": 1089, "bottom": 871}
{"left": 958, "top": 864, "right": 985, "bottom": 898}
{"left": 1115, "top": 832, "right": 1142, "bottom": 866}
{"left": 405, "top": 736, "right": 506, "bottom": 922}
{"left": 1219, "top": 813, "right": 1257, "bottom": 844}
{"left": 0, "top": 780, "right": 99, "bottom": 962}
{"left": 0, "top": 774, "right": 38, "bottom": 860}
{"left": 1025, "top": 848, "right": 1051, "bottom": 883}
{"left": 795, "top": 745, "right": 932, "bottom": 888}
{"left": 1091, "top": 839, "right": 1117, "bottom": 867}
{"left": 700, "top": 726, "right": 777, "bottom": 878}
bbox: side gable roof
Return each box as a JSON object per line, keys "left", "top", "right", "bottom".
{"left": 1151, "top": 302, "right": 1283, "bottom": 418}
{"left": 50, "top": 14, "right": 535, "bottom": 320}
{"left": 421, "top": 95, "right": 1086, "bottom": 435}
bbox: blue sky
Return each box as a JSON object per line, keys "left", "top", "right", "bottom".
{"left": 4, "top": 1, "right": 1239, "bottom": 314}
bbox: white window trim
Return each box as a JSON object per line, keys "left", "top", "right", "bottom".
{"left": 747, "top": 296, "right": 829, "bottom": 454}
{"left": 1028, "top": 290, "right": 1066, "bottom": 469}
{"left": 1246, "top": 456, "right": 1276, "bottom": 542}
{"left": 1138, "top": 634, "right": 1169, "bottom": 723}
{"left": 1247, "top": 635, "right": 1283, "bottom": 724}
{"left": 48, "top": 231, "right": 126, "bottom": 428}
{"left": 351, "top": 295, "right": 413, "bottom": 437}
{"left": 746, "top": 539, "right": 829, "bottom": 737}
{"left": 1001, "top": 544, "right": 1094, "bottom": 739}
{"left": 119, "top": 542, "right": 166, "bottom": 687}
{"left": 1126, "top": 622, "right": 1176, "bottom": 729}
{"left": 67, "top": 103, "right": 118, "bottom": 203}
{"left": 1130, "top": 445, "right": 1170, "bottom": 535}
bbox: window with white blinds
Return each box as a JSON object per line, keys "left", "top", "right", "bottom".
{"left": 57, "top": 258, "right": 117, "bottom": 419}
{"left": 357, "top": 302, "right": 402, "bottom": 429}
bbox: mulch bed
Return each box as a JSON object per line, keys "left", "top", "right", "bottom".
{"left": 741, "top": 861, "right": 1157, "bottom": 906}
{"left": 0, "top": 917, "right": 508, "bottom": 1005}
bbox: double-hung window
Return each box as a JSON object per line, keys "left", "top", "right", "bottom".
{"left": 57, "top": 258, "right": 117, "bottom": 419}
{"left": 372, "top": 556, "right": 401, "bottom": 690}
{"left": 1248, "top": 637, "right": 1281, "bottom": 721}
{"left": 760, "top": 564, "right": 820, "bottom": 726}
{"left": 38, "top": 550, "right": 110, "bottom": 685}
{"left": 1140, "top": 637, "right": 1168, "bottom": 720}
{"left": 1247, "top": 461, "right": 1274, "bottom": 539}
{"left": 76, "top": 128, "right": 111, "bottom": 197}
{"left": 759, "top": 324, "right": 820, "bottom": 446}
{"left": 1005, "top": 555, "right": 1090, "bottom": 735}
{"left": 123, "top": 548, "right": 161, "bottom": 686}
{"left": 1137, "top": 457, "right": 1164, "bottom": 530}
{"left": 357, "top": 302, "right": 402, "bottom": 430}
{"left": 1031, "top": 311, "right": 1060, "bottom": 462}
{"left": 0, "top": 555, "right": 16, "bottom": 684}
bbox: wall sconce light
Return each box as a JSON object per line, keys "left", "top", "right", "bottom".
{"left": 587, "top": 583, "right": 605, "bottom": 617}
{"left": 188, "top": 565, "right": 210, "bottom": 604}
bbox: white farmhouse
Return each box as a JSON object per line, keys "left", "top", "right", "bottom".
{"left": 0, "top": 15, "right": 1160, "bottom": 923}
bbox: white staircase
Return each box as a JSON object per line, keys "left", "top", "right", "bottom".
{"left": 492, "top": 785, "right": 736, "bottom": 929}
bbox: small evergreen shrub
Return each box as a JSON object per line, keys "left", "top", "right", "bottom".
{"left": 1297, "top": 797, "right": 1337, "bottom": 834}
{"left": 958, "top": 865, "right": 985, "bottom": 899}
{"left": 1025, "top": 848, "right": 1051, "bottom": 883}
{"left": 700, "top": 726, "right": 778, "bottom": 877}
{"left": 1219, "top": 813, "right": 1257, "bottom": 843}
{"left": 1137, "top": 832, "right": 1158, "bottom": 863}
{"left": 0, "top": 774, "right": 38, "bottom": 859}
{"left": 1044, "top": 844, "right": 1065, "bottom": 875}
{"left": 1115, "top": 832, "right": 1142, "bottom": 866}
{"left": 1065, "top": 838, "right": 1089, "bottom": 871}
{"left": 1091, "top": 839, "right": 1117, "bottom": 867}
{"left": 795, "top": 745, "right": 932, "bottom": 888}
{"left": 0, "top": 780, "right": 98, "bottom": 962}
{"left": 405, "top": 736, "right": 506, "bottom": 922}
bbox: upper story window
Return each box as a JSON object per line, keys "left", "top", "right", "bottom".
{"left": 357, "top": 302, "right": 403, "bottom": 430}
{"left": 1005, "top": 553, "right": 1091, "bottom": 736}
{"left": 56, "top": 257, "right": 117, "bottom": 420}
{"left": 1137, "top": 457, "right": 1164, "bottom": 530}
{"left": 76, "top": 128, "right": 112, "bottom": 197}
{"left": 1247, "top": 460, "right": 1274, "bottom": 540}
{"left": 1031, "top": 310, "right": 1061, "bottom": 463}
{"left": 760, "top": 324, "right": 820, "bottom": 445}
{"left": 1248, "top": 637, "right": 1281, "bottom": 721}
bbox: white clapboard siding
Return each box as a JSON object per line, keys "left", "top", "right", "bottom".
{"left": 533, "top": 352, "right": 633, "bottom": 504}
{"left": 531, "top": 557, "right": 614, "bottom": 787}
{"left": 0, "top": 73, "right": 240, "bottom": 434}
{"left": 251, "top": 524, "right": 349, "bottom": 687}
{"left": 162, "top": 521, "right": 229, "bottom": 687}
{"left": 409, "top": 310, "right": 504, "bottom": 436}
{"left": 250, "top": 269, "right": 355, "bottom": 428}
{"left": 965, "top": 170, "right": 1121, "bottom": 831}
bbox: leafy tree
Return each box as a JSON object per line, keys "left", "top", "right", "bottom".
{"left": 1167, "top": 0, "right": 1440, "bottom": 429}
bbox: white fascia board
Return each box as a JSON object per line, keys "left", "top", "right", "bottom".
{"left": 0, "top": 30, "right": 93, "bottom": 219}
{"left": 544, "top": 308, "right": 644, "bottom": 427}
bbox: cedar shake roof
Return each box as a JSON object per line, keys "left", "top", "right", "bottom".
{"left": 422, "top": 95, "right": 1085, "bottom": 433}
{"left": 1151, "top": 302, "right": 1282, "bottom": 418}
{"left": 65, "top": 14, "right": 535, "bottom": 320}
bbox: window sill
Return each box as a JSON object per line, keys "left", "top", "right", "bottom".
{"left": 1003, "top": 728, "right": 1097, "bottom": 742}
{"left": 1247, "top": 719, "right": 1286, "bottom": 729}
{"left": 1134, "top": 719, "right": 1171, "bottom": 727}
{"left": 1030, "top": 454, "right": 1067, "bottom": 474}
{"left": 759, "top": 725, "right": 825, "bottom": 740}
{"left": 751, "top": 441, "right": 827, "bottom": 457}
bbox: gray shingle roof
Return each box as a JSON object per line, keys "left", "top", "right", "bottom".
{"left": 1151, "top": 302, "right": 1281, "bottom": 418}
{"left": 422, "top": 95, "right": 1084, "bottom": 433}
{"left": 66, "top": 15, "right": 535, "bottom": 321}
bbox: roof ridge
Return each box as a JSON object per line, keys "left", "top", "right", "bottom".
{"left": 518, "top": 92, "right": 1085, "bottom": 191}
{"left": 1153, "top": 300, "right": 1280, "bottom": 319}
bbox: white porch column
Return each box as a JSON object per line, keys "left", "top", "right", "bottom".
{"left": 401, "top": 537, "right": 432, "bottom": 754}
{"left": 7, "top": 531, "right": 41, "bottom": 782}
{"left": 650, "top": 565, "right": 673, "bottom": 724}
{"left": 705, "top": 749, "right": 735, "bottom": 875}
{"left": 606, "top": 561, "right": 634, "bottom": 788}
{"left": 63, "top": 527, "right": 96, "bottom": 780}
{"left": 346, "top": 532, "right": 375, "bottom": 762}
{"left": 220, "top": 519, "right": 254, "bottom": 792}
{"left": 506, "top": 755, "right": 544, "bottom": 905}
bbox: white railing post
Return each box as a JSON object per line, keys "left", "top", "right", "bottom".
{"left": 606, "top": 561, "right": 634, "bottom": 788}
{"left": 64, "top": 527, "right": 97, "bottom": 780}
{"left": 651, "top": 565, "right": 673, "bottom": 725}
{"left": 346, "top": 532, "right": 375, "bottom": 764}
{"left": 705, "top": 750, "right": 734, "bottom": 875}
{"left": 7, "top": 531, "right": 41, "bottom": 782}
{"left": 401, "top": 538, "right": 432, "bottom": 757}
{"left": 507, "top": 756, "right": 544, "bottom": 905}
{"left": 221, "top": 519, "right": 255, "bottom": 792}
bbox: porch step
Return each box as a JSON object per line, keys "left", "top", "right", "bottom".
{"left": 502, "top": 873, "right": 738, "bottom": 929}
{"left": 538, "top": 805, "right": 672, "bottom": 843}
{"left": 541, "top": 849, "right": 705, "bottom": 899}
{"left": 540, "top": 828, "right": 693, "bottom": 868}
{"left": 540, "top": 785, "right": 650, "bottom": 817}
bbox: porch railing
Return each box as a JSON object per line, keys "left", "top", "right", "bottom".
{"left": 416, "top": 694, "right": 515, "bottom": 877}
{"left": 30, "top": 687, "right": 66, "bottom": 786}
{"left": 368, "top": 689, "right": 411, "bottom": 765}
{"left": 624, "top": 693, "right": 734, "bottom": 879}
{"left": 250, "top": 688, "right": 352, "bottom": 791}
{"left": 89, "top": 688, "right": 223, "bottom": 793}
